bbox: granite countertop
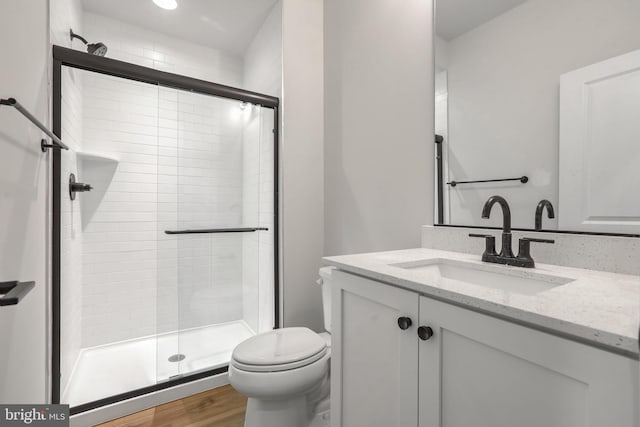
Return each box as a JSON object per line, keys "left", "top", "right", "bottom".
{"left": 323, "top": 248, "right": 640, "bottom": 358}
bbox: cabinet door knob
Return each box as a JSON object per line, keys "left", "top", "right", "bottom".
{"left": 397, "top": 316, "right": 412, "bottom": 330}
{"left": 418, "top": 326, "right": 434, "bottom": 341}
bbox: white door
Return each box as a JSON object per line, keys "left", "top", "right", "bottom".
{"left": 331, "top": 271, "right": 419, "bottom": 427}
{"left": 559, "top": 49, "right": 640, "bottom": 233}
{"left": 418, "top": 296, "right": 639, "bottom": 427}
{"left": 0, "top": 0, "right": 49, "bottom": 404}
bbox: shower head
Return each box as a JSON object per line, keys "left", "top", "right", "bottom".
{"left": 70, "top": 29, "right": 108, "bottom": 56}
{"left": 87, "top": 42, "right": 108, "bottom": 57}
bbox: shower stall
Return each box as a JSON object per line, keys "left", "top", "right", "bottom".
{"left": 52, "top": 46, "right": 279, "bottom": 412}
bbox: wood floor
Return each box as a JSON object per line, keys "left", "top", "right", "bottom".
{"left": 97, "top": 385, "right": 247, "bottom": 427}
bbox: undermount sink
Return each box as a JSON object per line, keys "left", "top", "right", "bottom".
{"left": 389, "top": 258, "right": 574, "bottom": 296}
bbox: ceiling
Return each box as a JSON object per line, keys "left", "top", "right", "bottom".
{"left": 436, "top": 0, "right": 528, "bottom": 41}
{"left": 82, "top": 0, "right": 278, "bottom": 55}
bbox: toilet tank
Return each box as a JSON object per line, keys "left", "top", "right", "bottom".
{"left": 318, "top": 267, "right": 335, "bottom": 333}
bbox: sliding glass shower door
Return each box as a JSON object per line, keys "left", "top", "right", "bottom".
{"left": 55, "top": 50, "right": 278, "bottom": 411}
{"left": 156, "top": 88, "right": 274, "bottom": 381}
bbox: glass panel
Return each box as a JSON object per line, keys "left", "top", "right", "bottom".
{"left": 155, "top": 89, "right": 276, "bottom": 379}
{"left": 257, "top": 108, "right": 276, "bottom": 332}
{"left": 245, "top": 105, "right": 276, "bottom": 333}
{"left": 59, "top": 67, "right": 160, "bottom": 407}
{"left": 156, "top": 86, "right": 180, "bottom": 382}
{"left": 176, "top": 91, "right": 257, "bottom": 376}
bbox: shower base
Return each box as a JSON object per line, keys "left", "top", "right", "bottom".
{"left": 63, "top": 320, "right": 255, "bottom": 407}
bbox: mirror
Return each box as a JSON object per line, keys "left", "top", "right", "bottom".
{"left": 434, "top": 0, "right": 640, "bottom": 235}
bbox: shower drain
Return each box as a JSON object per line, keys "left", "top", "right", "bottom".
{"left": 168, "top": 353, "right": 186, "bottom": 362}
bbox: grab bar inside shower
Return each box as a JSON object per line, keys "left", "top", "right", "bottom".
{"left": 0, "top": 97, "right": 69, "bottom": 151}
{"left": 164, "top": 227, "right": 269, "bottom": 235}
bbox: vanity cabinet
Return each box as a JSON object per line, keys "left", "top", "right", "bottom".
{"left": 330, "top": 270, "right": 639, "bottom": 427}
{"left": 330, "top": 270, "right": 420, "bottom": 427}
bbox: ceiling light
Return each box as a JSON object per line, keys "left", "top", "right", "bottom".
{"left": 153, "top": 0, "right": 177, "bottom": 10}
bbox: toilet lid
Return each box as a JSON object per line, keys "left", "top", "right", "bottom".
{"left": 232, "top": 327, "right": 327, "bottom": 369}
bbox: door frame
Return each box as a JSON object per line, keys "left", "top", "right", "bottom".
{"left": 51, "top": 45, "right": 281, "bottom": 413}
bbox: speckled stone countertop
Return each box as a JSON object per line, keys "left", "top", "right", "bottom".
{"left": 323, "top": 248, "right": 640, "bottom": 359}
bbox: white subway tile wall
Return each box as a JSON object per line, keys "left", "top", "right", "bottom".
{"left": 80, "top": 73, "right": 160, "bottom": 346}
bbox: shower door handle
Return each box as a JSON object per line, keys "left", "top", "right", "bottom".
{"left": 164, "top": 227, "right": 269, "bottom": 235}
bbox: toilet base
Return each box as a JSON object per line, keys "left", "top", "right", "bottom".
{"left": 310, "top": 408, "right": 330, "bottom": 427}
{"left": 243, "top": 394, "right": 331, "bottom": 427}
{"left": 245, "top": 396, "right": 309, "bottom": 427}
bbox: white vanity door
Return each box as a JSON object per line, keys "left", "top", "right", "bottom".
{"left": 331, "top": 270, "right": 419, "bottom": 427}
{"left": 418, "top": 296, "right": 639, "bottom": 427}
{"left": 559, "top": 48, "right": 640, "bottom": 234}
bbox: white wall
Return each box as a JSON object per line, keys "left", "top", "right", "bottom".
{"left": 435, "top": 35, "right": 449, "bottom": 69}
{"left": 324, "top": 0, "right": 434, "bottom": 255}
{"left": 244, "top": 3, "right": 282, "bottom": 98}
{"left": 0, "top": 0, "right": 49, "bottom": 404}
{"left": 281, "top": 0, "right": 325, "bottom": 330}
{"left": 441, "top": 0, "right": 640, "bottom": 229}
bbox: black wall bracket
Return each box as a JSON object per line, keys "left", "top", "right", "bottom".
{"left": 1, "top": 97, "right": 69, "bottom": 152}
{"left": 69, "top": 173, "right": 93, "bottom": 200}
{"left": 0, "top": 281, "right": 35, "bottom": 306}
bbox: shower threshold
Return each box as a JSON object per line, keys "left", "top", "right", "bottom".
{"left": 62, "top": 320, "right": 255, "bottom": 408}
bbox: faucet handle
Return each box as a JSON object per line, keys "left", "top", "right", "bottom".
{"left": 516, "top": 237, "right": 555, "bottom": 268}
{"left": 469, "top": 233, "right": 497, "bottom": 262}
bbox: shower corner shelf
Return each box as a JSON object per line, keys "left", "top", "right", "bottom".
{"left": 76, "top": 151, "right": 119, "bottom": 164}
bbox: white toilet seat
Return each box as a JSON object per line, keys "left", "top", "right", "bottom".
{"left": 231, "top": 327, "right": 328, "bottom": 373}
{"left": 232, "top": 346, "right": 327, "bottom": 372}
{"left": 229, "top": 351, "right": 330, "bottom": 399}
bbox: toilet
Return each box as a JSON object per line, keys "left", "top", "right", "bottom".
{"left": 229, "top": 267, "right": 334, "bottom": 427}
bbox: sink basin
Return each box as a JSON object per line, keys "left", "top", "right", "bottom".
{"left": 389, "top": 258, "right": 574, "bottom": 296}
